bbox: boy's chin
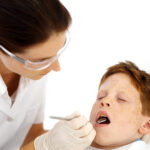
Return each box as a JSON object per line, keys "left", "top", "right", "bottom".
{"left": 91, "top": 141, "right": 123, "bottom": 149}
{"left": 91, "top": 138, "right": 112, "bottom": 149}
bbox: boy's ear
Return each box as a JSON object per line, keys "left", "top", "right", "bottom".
{"left": 138, "top": 119, "right": 150, "bottom": 135}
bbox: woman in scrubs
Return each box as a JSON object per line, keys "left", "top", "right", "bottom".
{"left": 0, "top": 0, "right": 71, "bottom": 149}
{"left": 0, "top": 0, "right": 96, "bottom": 150}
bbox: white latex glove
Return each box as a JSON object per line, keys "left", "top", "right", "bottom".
{"left": 34, "top": 111, "right": 96, "bottom": 150}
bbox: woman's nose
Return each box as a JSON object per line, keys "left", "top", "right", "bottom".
{"left": 41, "top": 60, "right": 60, "bottom": 74}
{"left": 52, "top": 60, "right": 61, "bottom": 72}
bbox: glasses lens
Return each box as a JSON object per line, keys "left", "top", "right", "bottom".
{"left": 24, "top": 32, "right": 70, "bottom": 71}
{"left": 24, "top": 57, "right": 57, "bottom": 70}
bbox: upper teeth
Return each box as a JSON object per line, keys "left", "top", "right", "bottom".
{"left": 101, "top": 115, "right": 107, "bottom": 117}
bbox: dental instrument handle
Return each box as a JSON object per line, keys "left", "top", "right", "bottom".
{"left": 49, "top": 116, "right": 72, "bottom": 121}
{"left": 49, "top": 116, "right": 96, "bottom": 124}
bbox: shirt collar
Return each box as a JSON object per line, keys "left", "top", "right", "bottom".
{"left": 0, "top": 74, "right": 46, "bottom": 119}
{"left": 0, "top": 74, "right": 34, "bottom": 119}
{"left": 0, "top": 74, "right": 34, "bottom": 96}
{"left": 18, "top": 75, "right": 35, "bottom": 90}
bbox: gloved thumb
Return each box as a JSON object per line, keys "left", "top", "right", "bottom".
{"left": 65, "top": 111, "right": 81, "bottom": 120}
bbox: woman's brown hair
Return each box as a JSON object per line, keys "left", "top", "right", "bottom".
{"left": 0, "top": 0, "right": 71, "bottom": 53}
{"left": 99, "top": 61, "right": 150, "bottom": 116}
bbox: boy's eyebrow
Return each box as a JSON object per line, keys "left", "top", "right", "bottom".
{"left": 99, "top": 90, "right": 107, "bottom": 93}
{"left": 97, "top": 90, "right": 107, "bottom": 97}
{"left": 118, "top": 91, "right": 131, "bottom": 95}
{"left": 117, "top": 91, "right": 126, "bottom": 95}
{"left": 117, "top": 91, "right": 131, "bottom": 99}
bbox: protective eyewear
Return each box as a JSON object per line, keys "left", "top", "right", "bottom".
{"left": 0, "top": 32, "right": 70, "bottom": 71}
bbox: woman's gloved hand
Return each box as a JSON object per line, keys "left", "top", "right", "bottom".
{"left": 34, "top": 111, "right": 96, "bottom": 150}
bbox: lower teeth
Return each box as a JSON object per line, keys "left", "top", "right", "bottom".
{"left": 97, "top": 118, "right": 107, "bottom": 124}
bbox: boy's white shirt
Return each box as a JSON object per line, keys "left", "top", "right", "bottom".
{"left": 0, "top": 74, "right": 47, "bottom": 150}
{"left": 142, "top": 134, "right": 150, "bottom": 144}
{"left": 86, "top": 140, "right": 150, "bottom": 150}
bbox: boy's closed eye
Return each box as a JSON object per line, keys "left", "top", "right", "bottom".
{"left": 96, "top": 94, "right": 107, "bottom": 101}
{"left": 117, "top": 97, "right": 127, "bottom": 102}
{"left": 96, "top": 97, "right": 105, "bottom": 101}
{"left": 116, "top": 92, "right": 130, "bottom": 103}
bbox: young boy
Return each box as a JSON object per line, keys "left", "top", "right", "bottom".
{"left": 86, "top": 61, "right": 150, "bottom": 150}
{"left": 36, "top": 61, "right": 150, "bottom": 150}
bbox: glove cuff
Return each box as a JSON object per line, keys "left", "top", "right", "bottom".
{"left": 34, "top": 132, "right": 54, "bottom": 150}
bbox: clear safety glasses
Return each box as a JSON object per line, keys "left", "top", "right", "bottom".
{"left": 0, "top": 32, "right": 70, "bottom": 71}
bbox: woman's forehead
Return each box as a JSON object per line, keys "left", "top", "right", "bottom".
{"left": 15, "top": 31, "right": 66, "bottom": 60}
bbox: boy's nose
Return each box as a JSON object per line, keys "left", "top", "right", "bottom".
{"left": 99, "top": 101, "right": 110, "bottom": 108}
{"left": 99, "top": 98, "right": 112, "bottom": 108}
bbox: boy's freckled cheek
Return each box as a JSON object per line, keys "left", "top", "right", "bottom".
{"left": 133, "top": 105, "right": 143, "bottom": 124}
{"left": 115, "top": 104, "right": 141, "bottom": 125}
{"left": 125, "top": 108, "right": 142, "bottom": 126}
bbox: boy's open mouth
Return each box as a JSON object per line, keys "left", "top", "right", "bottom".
{"left": 96, "top": 115, "right": 110, "bottom": 124}
{"left": 96, "top": 111, "right": 111, "bottom": 125}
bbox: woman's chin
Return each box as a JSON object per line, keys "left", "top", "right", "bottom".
{"left": 28, "top": 75, "right": 45, "bottom": 80}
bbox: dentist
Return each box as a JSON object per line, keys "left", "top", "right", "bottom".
{"left": 0, "top": 0, "right": 95, "bottom": 150}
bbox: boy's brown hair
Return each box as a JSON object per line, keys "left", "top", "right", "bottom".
{"left": 99, "top": 61, "right": 150, "bottom": 115}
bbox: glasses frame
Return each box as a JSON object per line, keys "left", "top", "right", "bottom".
{"left": 0, "top": 32, "right": 70, "bottom": 71}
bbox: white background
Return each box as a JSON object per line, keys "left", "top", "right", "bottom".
{"left": 44, "top": 0, "right": 150, "bottom": 129}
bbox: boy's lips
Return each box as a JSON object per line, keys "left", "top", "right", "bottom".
{"left": 95, "top": 110, "right": 111, "bottom": 126}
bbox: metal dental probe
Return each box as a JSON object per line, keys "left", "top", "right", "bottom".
{"left": 49, "top": 116, "right": 96, "bottom": 124}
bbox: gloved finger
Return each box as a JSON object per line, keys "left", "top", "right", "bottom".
{"left": 73, "top": 122, "right": 94, "bottom": 138}
{"left": 80, "top": 128, "right": 96, "bottom": 144}
{"left": 67, "top": 115, "right": 88, "bottom": 130}
{"left": 65, "top": 111, "right": 81, "bottom": 120}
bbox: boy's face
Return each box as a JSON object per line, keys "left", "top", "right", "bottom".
{"left": 90, "top": 73, "right": 148, "bottom": 149}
